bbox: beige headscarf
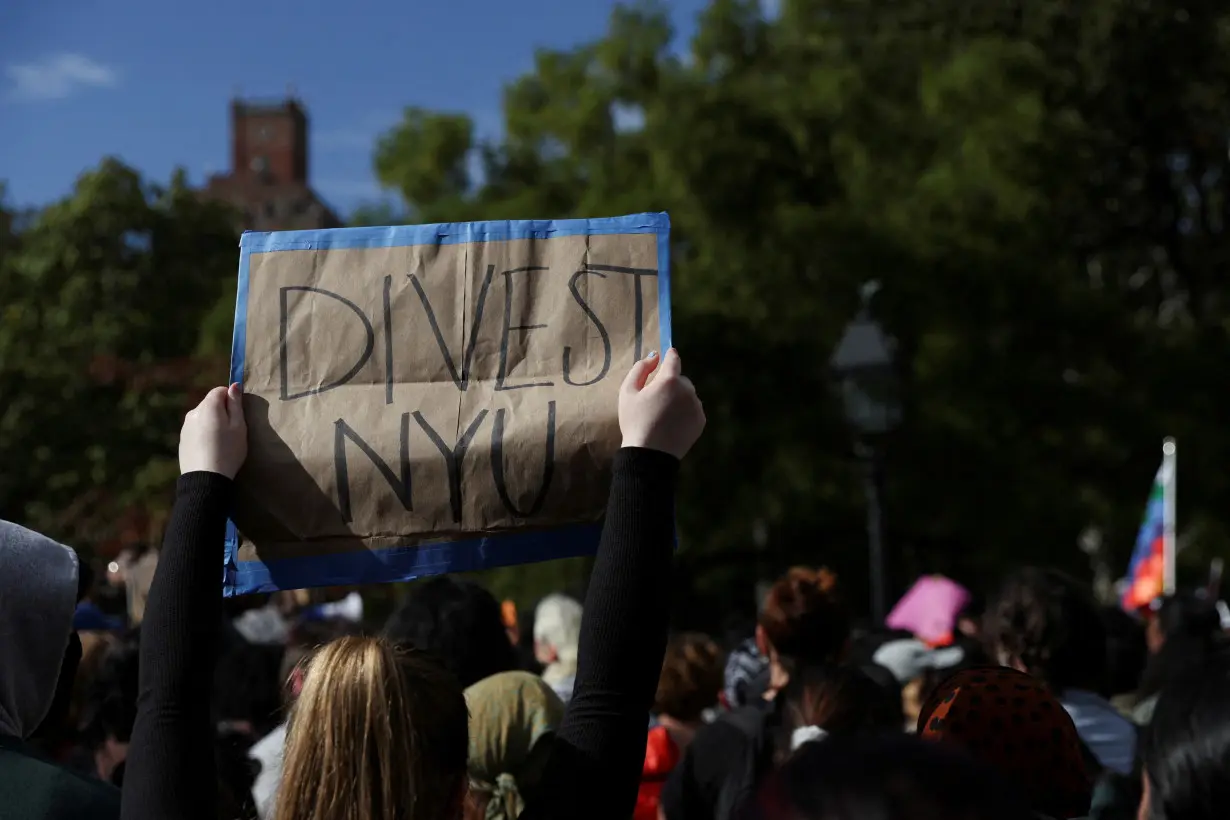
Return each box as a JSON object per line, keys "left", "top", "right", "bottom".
{"left": 465, "top": 671, "right": 565, "bottom": 820}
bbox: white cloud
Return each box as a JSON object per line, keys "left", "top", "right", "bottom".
{"left": 6, "top": 53, "right": 119, "bottom": 101}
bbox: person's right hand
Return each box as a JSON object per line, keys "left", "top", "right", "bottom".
{"left": 179, "top": 383, "right": 248, "bottom": 478}
{"left": 619, "top": 348, "right": 705, "bottom": 459}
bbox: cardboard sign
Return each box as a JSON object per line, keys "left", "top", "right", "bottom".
{"left": 222, "top": 213, "right": 671, "bottom": 596}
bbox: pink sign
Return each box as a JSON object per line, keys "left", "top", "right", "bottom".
{"left": 886, "top": 575, "right": 971, "bottom": 645}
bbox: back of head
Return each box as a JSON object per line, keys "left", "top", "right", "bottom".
{"left": 758, "top": 567, "right": 849, "bottom": 666}
{"left": 1143, "top": 644, "right": 1230, "bottom": 820}
{"left": 280, "top": 617, "right": 366, "bottom": 706}
{"left": 918, "top": 666, "right": 1092, "bottom": 819}
{"left": 1156, "top": 590, "right": 1222, "bottom": 643}
{"left": 464, "top": 670, "right": 565, "bottom": 813}
{"left": 533, "top": 594, "right": 583, "bottom": 665}
{"left": 984, "top": 566, "right": 1107, "bottom": 692}
{"left": 781, "top": 664, "right": 903, "bottom": 755}
{"left": 1099, "top": 605, "right": 1147, "bottom": 698}
{"left": 384, "top": 577, "right": 517, "bottom": 688}
{"left": 750, "top": 733, "right": 1035, "bottom": 820}
{"left": 0, "top": 520, "right": 79, "bottom": 739}
{"left": 277, "top": 635, "right": 469, "bottom": 820}
{"left": 213, "top": 640, "right": 285, "bottom": 738}
{"left": 1139, "top": 592, "right": 1225, "bottom": 702}
{"left": 654, "top": 633, "right": 725, "bottom": 723}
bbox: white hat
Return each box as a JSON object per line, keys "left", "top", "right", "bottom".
{"left": 872, "top": 639, "right": 965, "bottom": 684}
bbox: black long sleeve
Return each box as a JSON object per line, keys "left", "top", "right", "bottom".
{"left": 120, "top": 450, "right": 677, "bottom": 820}
{"left": 523, "top": 447, "right": 680, "bottom": 820}
{"left": 122, "top": 472, "right": 231, "bottom": 820}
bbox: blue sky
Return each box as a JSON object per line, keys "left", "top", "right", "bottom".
{"left": 0, "top": 0, "right": 715, "bottom": 217}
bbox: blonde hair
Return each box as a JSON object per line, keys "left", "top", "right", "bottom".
{"left": 275, "top": 636, "right": 469, "bottom": 820}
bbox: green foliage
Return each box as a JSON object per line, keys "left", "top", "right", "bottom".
{"left": 7, "top": 1, "right": 1230, "bottom": 617}
{"left": 370, "top": 0, "right": 1230, "bottom": 616}
{"left": 0, "top": 159, "right": 238, "bottom": 548}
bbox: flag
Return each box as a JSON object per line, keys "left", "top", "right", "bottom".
{"left": 1122, "top": 440, "right": 1176, "bottom": 610}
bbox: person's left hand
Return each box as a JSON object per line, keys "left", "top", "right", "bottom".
{"left": 179, "top": 383, "right": 248, "bottom": 478}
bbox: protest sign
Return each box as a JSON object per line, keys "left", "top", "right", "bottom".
{"left": 222, "top": 213, "right": 671, "bottom": 596}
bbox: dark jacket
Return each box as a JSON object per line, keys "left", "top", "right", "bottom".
{"left": 0, "top": 736, "right": 120, "bottom": 820}
{"left": 0, "top": 519, "right": 121, "bottom": 819}
{"left": 661, "top": 698, "right": 782, "bottom": 820}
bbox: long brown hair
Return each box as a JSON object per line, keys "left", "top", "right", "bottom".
{"left": 275, "top": 636, "right": 469, "bottom": 820}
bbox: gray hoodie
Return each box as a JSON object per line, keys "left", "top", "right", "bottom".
{"left": 0, "top": 518, "right": 79, "bottom": 739}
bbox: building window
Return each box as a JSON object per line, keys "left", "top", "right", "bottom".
{"left": 264, "top": 201, "right": 276, "bottom": 219}
{"left": 251, "top": 156, "right": 268, "bottom": 174}
{"left": 257, "top": 125, "right": 273, "bottom": 142}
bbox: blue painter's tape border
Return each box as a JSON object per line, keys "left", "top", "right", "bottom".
{"left": 222, "top": 212, "right": 671, "bottom": 596}
{"left": 237, "top": 212, "right": 669, "bottom": 253}
{"left": 230, "top": 524, "right": 603, "bottom": 596}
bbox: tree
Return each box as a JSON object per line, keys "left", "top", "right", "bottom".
{"left": 0, "top": 160, "right": 238, "bottom": 550}
{"left": 367, "top": 0, "right": 1230, "bottom": 619}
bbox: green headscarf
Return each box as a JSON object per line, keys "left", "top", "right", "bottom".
{"left": 465, "top": 671, "right": 565, "bottom": 820}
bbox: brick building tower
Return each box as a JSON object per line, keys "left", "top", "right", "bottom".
{"left": 203, "top": 95, "right": 341, "bottom": 231}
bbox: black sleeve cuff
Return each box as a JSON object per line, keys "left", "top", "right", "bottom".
{"left": 175, "top": 471, "right": 235, "bottom": 512}
{"left": 613, "top": 446, "right": 680, "bottom": 484}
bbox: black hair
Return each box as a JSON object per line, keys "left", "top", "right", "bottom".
{"left": 956, "top": 590, "right": 986, "bottom": 623}
{"left": 212, "top": 641, "right": 285, "bottom": 739}
{"left": 382, "top": 577, "right": 518, "bottom": 688}
{"left": 215, "top": 726, "right": 260, "bottom": 820}
{"left": 1138, "top": 591, "right": 1223, "bottom": 700}
{"left": 1156, "top": 590, "right": 1222, "bottom": 642}
{"left": 1099, "top": 605, "right": 1147, "bottom": 698}
{"left": 984, "top": 567, "right": 1107, "bottom": 692}
{"left": 1143, "top": 644, "right": 1230, "bottom": 820}
{"left": 750, "top": 733, "right": 1036, "bottom": 820}
{"left": 857, "top": 661, "right": 903, "bottom": 717}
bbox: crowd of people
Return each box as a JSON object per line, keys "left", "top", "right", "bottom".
{"left": 2, "top": 349, "right": 1229, "bottom": 820}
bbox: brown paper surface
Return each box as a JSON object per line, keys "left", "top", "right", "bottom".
{"left": 233, "top": 231, "right": 660, "bottom": 564}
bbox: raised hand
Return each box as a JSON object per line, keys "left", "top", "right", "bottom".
{"left": 179, "top": 383, "right": 248, "bottom": 478}
{"left": 618, "top": 349, "right": 705, "bottom": 459}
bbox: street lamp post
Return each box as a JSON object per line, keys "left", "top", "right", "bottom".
{"left": 830, "top": 283, "right": 902, "bottom": 624}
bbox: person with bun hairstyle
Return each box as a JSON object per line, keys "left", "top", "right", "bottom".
{"left": 660, "top": 567, "right": 850, "bottom": 820}
{"left": 120, "top": 349, "right": 706, "bottom": 820}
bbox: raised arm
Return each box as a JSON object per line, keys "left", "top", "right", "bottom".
{"left": 524, "top": 349, "right": 705, "bottom": 820}
{"left": 122, "top": 385, "right": 247, "bottom": 820}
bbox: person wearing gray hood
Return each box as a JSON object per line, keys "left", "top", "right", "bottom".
{"left": 0, "top": 519, "right": 122, "bottom": 819}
